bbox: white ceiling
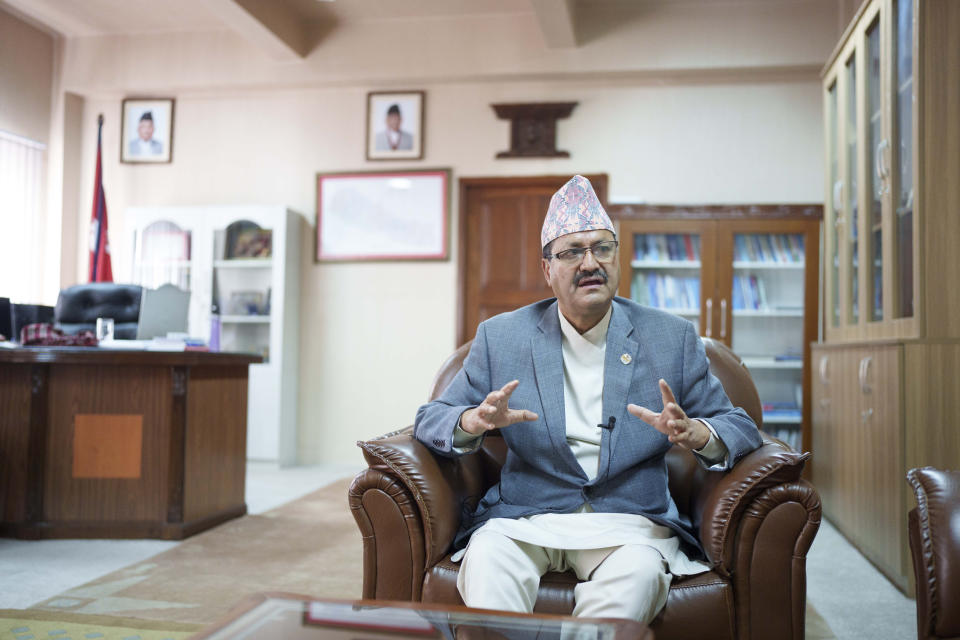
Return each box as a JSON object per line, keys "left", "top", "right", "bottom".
{"left": 3, "top": 0, "right": 822, "bottom": 37}
{"left": 1, "top": 0, "right": 844, "bottom": 62}
{"left": 1, "top": 0, "right": 539, "bottom": 37}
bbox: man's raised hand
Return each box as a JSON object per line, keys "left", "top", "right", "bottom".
{"left": 461, "top": 380, "right": 538, "bottom": 435}
{"left": 627, "top": 378, "right": 710, "bottom": 450}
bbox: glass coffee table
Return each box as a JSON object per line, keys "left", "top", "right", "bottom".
{"left": 192, "top": 593, "right": 652, "bottom": 639}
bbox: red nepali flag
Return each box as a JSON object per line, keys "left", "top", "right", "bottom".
{"left": 88, "top": 114, "right": 113, "bottom": 282}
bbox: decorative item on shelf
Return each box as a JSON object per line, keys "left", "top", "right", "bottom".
{"left": 225, "top": 220, "right": 272, "bottom": 259}
{"left": 227, "top": 291, "right": 265, "bottom": 316}
{"left": 366, "top": 90, "right": 424, "bottom": 161}
{"left": 209, "top": 303, "right": 221, "bottom": 352}
{"left": 490, "top": 102, "right": 577, "bottom": 158}
{"left": 120, "top": 98, "right": 174, "bottom": 164}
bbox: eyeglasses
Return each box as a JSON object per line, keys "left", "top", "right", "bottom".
{"left": 547, "top": 240, "right": 619, "bottom": 264}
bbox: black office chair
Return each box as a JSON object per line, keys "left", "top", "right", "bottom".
{"left": 54, "top": 284, "right": 143, "bottom": 339}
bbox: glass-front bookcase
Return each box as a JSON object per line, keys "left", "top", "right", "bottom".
{"left": 616, "top": 210, "right": 821, "bottom": 452}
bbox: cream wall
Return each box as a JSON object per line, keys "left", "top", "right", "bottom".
{"left": 59, "top": 1, "right": 837, "bottom": 465}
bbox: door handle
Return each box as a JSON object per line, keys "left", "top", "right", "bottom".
{"left": 819, "top": 355, "right": 830, "bottom": 384}
{"left": 861, "top": 408, "right": 874, "bottom": 422}
{"left": 858, "top": 356, "right": 873, "bottom": 394}
{"left": 705, "top": 298, "right": 713, "bottom": 337}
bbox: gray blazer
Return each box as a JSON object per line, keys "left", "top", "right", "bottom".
{"left": 414, "top": 297, "right": 762, "bottom": 553}
{"left": 128, "top": 138, "right": 163, "bottom": 156}
{"left": 373, "top": 130, "right": 413, "bottom": 151}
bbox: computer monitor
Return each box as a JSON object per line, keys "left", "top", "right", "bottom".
{"left": 136, "top": 284, "right": 190, "bottom": 340}
{"left": 0, "top": 297, "right": 11, "bottom": 340}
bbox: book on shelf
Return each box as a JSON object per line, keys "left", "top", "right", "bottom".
{"left": 634, "top": 234, "right": 702, "bottom": 263}
{"left": 733, "top": 276, "right": 743, "bottom": 309}
{"left": 633, "top": 273, "right": 700, "bottom": 310}
{"left": 773, "top": 353, "right": 803, "bottom": 361}
{"left": 754, "top": 275, "right": 768, "bottom": 310}
{"left": 731, "top": 274, "right": 769, "bottom": 310}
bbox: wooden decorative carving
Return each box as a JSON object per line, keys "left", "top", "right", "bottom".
{"left": 491, "top": 102, "right": 578, "bottom": 158}
{"left": 171, "top": 367, "right": 188, "bottom": 396}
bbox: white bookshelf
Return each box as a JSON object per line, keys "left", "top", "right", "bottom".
{"left": 127, "top": 205, "right": 302, "bottom": 465}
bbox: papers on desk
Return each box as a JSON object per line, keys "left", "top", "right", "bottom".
{"left": 98, "top": 336, "right": 208, "bottom": 351}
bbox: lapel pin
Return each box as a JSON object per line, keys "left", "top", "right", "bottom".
{"left": 620, "top": 353, "right": 632, "bottom": 365}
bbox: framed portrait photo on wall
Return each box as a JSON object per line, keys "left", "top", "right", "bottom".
{"left": 316, "top": 169, "right": 450, "bottom": 262}
{"left": 121, "top": 98, "right": 174, "bottom": 164}
{"left": 366, "top": 91, "right": 424, "bottom": 161}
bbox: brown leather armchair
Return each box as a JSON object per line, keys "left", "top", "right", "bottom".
{"left": 907, "top": 467, "right": 960, "bottom": 640}
{"left": 349, "top": 337, "right": 821, "bottom": 640}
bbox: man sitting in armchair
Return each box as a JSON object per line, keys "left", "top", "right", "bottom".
{"left": 414, "top": 175, "right": 762, "bottom": 625}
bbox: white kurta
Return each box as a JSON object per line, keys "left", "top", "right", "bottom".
{"left": 453, "top": 306, "right": 712, "bottom": 577}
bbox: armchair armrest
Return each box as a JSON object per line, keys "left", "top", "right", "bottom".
{"left": 694, "top": 438, "right": 820, "bottom": 640}
{"left": 697, "top": 438, "right": 814, "bottom": 572}
{"left": 351, "top": 426, "right": 487, "bottom": 568}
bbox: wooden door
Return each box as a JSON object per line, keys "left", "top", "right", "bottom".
{"left": 458, "top": 175, "right": 608, "bottom": 345}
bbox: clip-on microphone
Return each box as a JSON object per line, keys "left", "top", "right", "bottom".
{"left": 598, "top": 416, "right": 616, "bottom": 431}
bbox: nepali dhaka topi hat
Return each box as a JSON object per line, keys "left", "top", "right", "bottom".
{"left": 541, "top": 175, "right": 614, "bottom": 249}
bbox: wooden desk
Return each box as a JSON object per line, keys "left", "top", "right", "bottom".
{"left": 0, "top": 347, "right": 261, "bottom": 540}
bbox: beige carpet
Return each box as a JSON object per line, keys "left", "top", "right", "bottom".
{"left": 30, "top": 477, "right": 362, "bottom": 625}
{"left": 26, "top": 475, "right": 835, "bottom": 638}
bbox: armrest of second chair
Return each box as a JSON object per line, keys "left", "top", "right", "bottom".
{"left": 907, "top": 466, "right": 960, "bottom": 640}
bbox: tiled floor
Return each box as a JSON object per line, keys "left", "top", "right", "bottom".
{"left": 0, "top": 462, "right": 917, "bottom": 638}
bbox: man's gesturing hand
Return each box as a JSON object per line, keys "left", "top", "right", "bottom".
{"left": 627, "top": 378, "right": 710, "bottom": 450}
{"left": 461, "top": 380, "right": 539, "bottom": 435}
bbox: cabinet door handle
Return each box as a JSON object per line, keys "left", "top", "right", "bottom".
{"left": 705, "top": 298, "right": 713, "bottom": 337}
{"left": 819, "top": 355, "right": 830, "bottom": 384}
{"left": 858, "top": 356, "right": 873, "bottom": 394}
{"left": 877, "top": 139, "right": 891, "bottom": 195}
{"left": 720, "top": 298, "right": 727, "bottom": 339}
{"left": 876, "top": 139, "right": 889, "bottom": 178}
{"left": 861, "top": 408, "right": 874, "bottom": 422}
{"left": 832, "top": 180, "right": 844, "bottom": 212}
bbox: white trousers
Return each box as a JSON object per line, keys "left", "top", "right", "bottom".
{"left": 457, "top": 528, "right": 672, "bottom": 624}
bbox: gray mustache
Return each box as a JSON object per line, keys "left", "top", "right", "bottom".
{"left": 575, "top": 269, "right": 607, "bottom": 285}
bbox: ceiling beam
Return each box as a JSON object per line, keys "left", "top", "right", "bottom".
{"left": 529, "top": 0, "right": 578, "bottom": 48}
{"left": 202, "top": 0, "right": 314, "bottom": 61}
{"left": 0, "top": 0, "right": 102, "bottom": 37}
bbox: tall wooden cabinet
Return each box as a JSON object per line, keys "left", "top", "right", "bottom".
{"left": 611, "top": 206, "right": 821, "bottom": 453}
{"left": 813, "top": 0, "right": 960, "bottom": 593}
